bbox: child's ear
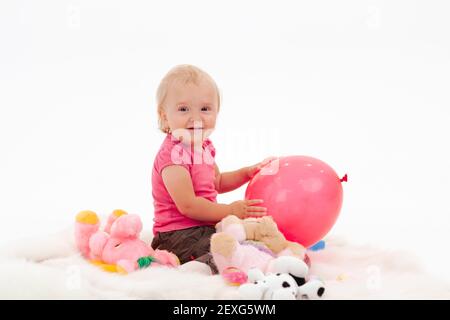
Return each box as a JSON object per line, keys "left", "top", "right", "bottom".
{"left": 158, "top": 107, "right": 167, "bottom": 119}
{"left": 159, "top": 110, "right": 170, "bottom": 132}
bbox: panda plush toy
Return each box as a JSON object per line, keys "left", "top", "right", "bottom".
{"left": 238, "top": 256, "right": 325, "bottom": 300}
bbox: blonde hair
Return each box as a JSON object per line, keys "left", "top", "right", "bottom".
{"left": 156, "top": 64, "right": 221, "bottom": 134}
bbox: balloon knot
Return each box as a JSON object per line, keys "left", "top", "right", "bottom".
{"left": 340, "top": 174, "right": 348, "bottom": 182}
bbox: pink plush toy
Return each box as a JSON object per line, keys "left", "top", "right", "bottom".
{"left": 75, "top": 209, "right": 179, "bottom": 274}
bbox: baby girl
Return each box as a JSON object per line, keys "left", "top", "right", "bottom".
{"left": 151, "top": 64, "right": 276, "bottom": 274}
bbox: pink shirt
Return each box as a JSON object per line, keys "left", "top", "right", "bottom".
{"left": 152, "top": 133, "right": 218, "bottom": 234}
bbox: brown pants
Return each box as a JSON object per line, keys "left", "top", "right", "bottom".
{"left": 151, "top": 225, "right": 218, "bottom": 274}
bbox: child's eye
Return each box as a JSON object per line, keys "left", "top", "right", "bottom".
{"left": 201, "top": 106, "right": 211, "bottom": 112}
{"left": 178, "top": 106, "right": 189, "bottom": 112}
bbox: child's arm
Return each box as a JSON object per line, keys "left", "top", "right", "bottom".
{"left": 214, "top": 164, "right": 251, "bottom": 194}
{"left": 161, "top": 165, "right": 267, "bottom": 222}
{"left": 214, "top": 157, "right": 278, "bottom": 194}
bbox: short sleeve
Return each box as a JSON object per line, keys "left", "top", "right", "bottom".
{"left": 154, "top": 143, "right": 191, "bottom": 176}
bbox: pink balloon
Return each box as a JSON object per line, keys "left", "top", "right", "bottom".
{"left": 245, "top": 156, "right": 344, "bottom": 248}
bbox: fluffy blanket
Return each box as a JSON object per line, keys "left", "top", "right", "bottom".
{"left": 0, "top": 227, "right": 449, "bottom": 299}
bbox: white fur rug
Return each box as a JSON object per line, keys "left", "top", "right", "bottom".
{"left": 0, "top": 227, "right": 449, "bottom": 300}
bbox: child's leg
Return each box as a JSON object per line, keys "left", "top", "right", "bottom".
{"left": 193, "top": 252, "right": 218, "bottom": 274}
{"left": 151, "top": 225, "right": 218, "bottom": 274}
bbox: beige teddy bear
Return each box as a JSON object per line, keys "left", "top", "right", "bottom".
{"left": 210, "top": 215, "right": 309, "bottom": 275}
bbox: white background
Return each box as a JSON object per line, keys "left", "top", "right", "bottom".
{"left": 1, "top": 1, "right": 449, "bottom": 281}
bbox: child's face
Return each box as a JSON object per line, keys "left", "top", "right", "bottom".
{"left": 161, "top": 78, "right": 219, "bottom": 146}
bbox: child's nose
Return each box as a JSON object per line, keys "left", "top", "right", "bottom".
{"left": 189, "top": 119, "right": 204, "bottom": 127}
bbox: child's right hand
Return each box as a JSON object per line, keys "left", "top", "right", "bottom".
{"left": 229, "top": 199, "right": 267, "bottom": 219}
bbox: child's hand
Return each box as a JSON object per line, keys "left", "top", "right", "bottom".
{"left": 229, "top": 199, "right": 267, "bottom": 219}
{"left": 246, "top": 156, "right": 278, "bottom": 179}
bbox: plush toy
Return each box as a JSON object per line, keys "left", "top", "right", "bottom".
{"left": 238, "top": 256, "right": 326, "bottom": 300}
{"left": 210, "top": 215, "right": 309, "bottom": 278}
{"left": 75, "top": 209, "right": 179, "bottom": 273}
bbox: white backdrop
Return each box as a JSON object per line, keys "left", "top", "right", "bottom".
{"left": 1, "top": 0, "right": 449, "bottom": 282}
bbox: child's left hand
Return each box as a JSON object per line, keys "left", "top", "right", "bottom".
{"left": 246, "top": 157, "right": 279, "bottom": 179}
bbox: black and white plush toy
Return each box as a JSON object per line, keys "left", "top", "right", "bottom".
{"left": 238, "top": 256, "right": 325, "bottom": 300}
